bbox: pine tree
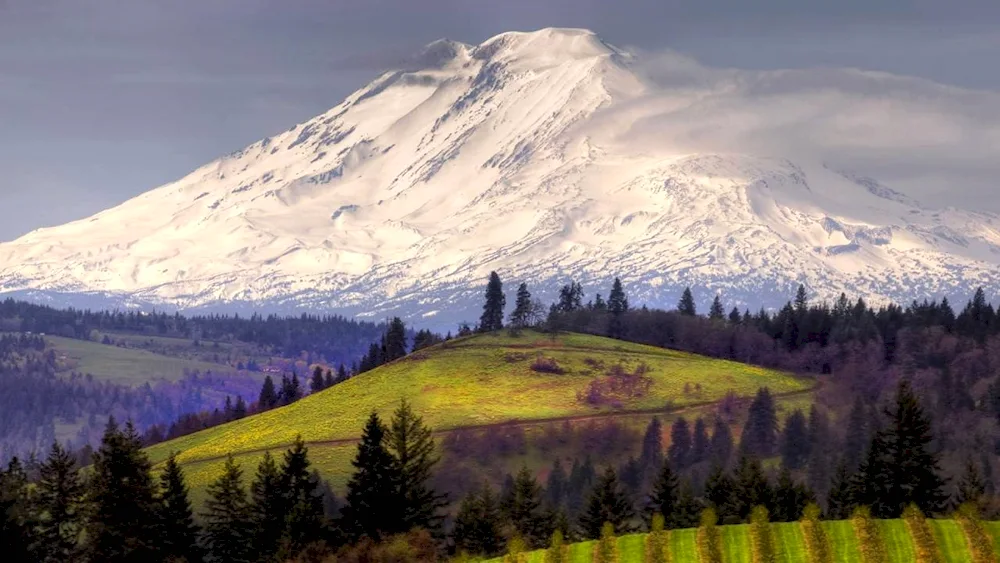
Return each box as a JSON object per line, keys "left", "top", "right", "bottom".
{"left": 386, "top": 400, "right": 446, "bottom": 535}
{"left": 733, "top": 456, "right": 774, "bottom": 522}
{"left": 709, "top": 419, "right": 734, "bottom": 468}
{"left": 771, "top": 468, "right": 812, "bottom": 522}
{"left": 479, "top": 271, "right": 506, "bottom": 332}
{"left": 729, "top": 307, "right": 742, "bottom": 324}
{"left": 956, "top": 457, "right": 986, "bottom": 508}
{"left": 709, "top": 295, "right": 725, "bottom": 320}
{"left": 779, "top": 410, "right": 810, "bottom": 471}
{"left": 31, "top": 443, "right": 86, "bottom": 563}
{"left": 794, "top": 284, "right": 809, "bottom": 314}
{"left": 278, "top": 436, "right": 326, "bottom": 555}
{"left": 639, "top": 417, "right": 663, "bottom": 473}
{"left": 557, "top": 282, "right": 584, "bottom": 313}
{"left": 453, "top": 484, "right": 504, "bottom": 557}
{"left": 678, "top": 288, "right": 697, "bottom": 316}
{"left": 202, "top": 455, "right": 254, "bottom": 563}
{"left": 337, "top": 364, "right": 349, "bottom": 383}
{"left": 233, "top": 396, "right": 247, "bottom": 419}
{"left": 704, "top": 464, "right": 739, "bottom": 524}
{"left": 668, "top": 417, "right": 692, "bottom": 470}
{"left": 843, "top": 398, "right": 868, "bottom": 472}
{"left": 342, "top": 412, "right": 398, "bottom": 541}
{"left": 158, "top": 453, "right": 202, "bottom": 563}
{"left": 0, "top": 458, "right": 32, "bottom": 563}
{"left": 691, "top": 418, "right": 710, "bottom": 466}
{"left": 825, "top": 461, "right": 854, "bottom": 520}
{"left": 87, "top": 419, "right": 162, "bottom": 563}
{"left": 502, "top": 466, "right": 552, "bottom": 548}
{"left": 645, "top": 460, "right": 680, "bottom": 528}
{"left": 310, "top": 366, "right": 326, "bottom": 393}
{"left": 740, "top": 388, "right": 778, "bottom": 458}
{"left": 509, "top": 283, "right": 534, "bottom": 332}
{"left": 258, "top": 376, "right": 279, "bottom": 410}
{"left": 546, "top": 459, "right": 568, "bottom": 510}
{"left": 608, "top": 278, "right": 629, "bottom": 316}
{"left": 805, "top": 405, "right": 830, "bottom": 497}
{"left": 250, "top": 451, "right": 285, "bottom": 560}
{"left": 324, "top": 369, "right": 336, "bottom": 389}
{"left": 383, "top": 317, "right": 408, "bottom": 362}
{"left": 578, "top": 467, "right": 636, "bottom": 539}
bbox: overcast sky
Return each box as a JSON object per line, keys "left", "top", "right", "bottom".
{"left": 1, "top": 0, "right": 999, "bottom": 242}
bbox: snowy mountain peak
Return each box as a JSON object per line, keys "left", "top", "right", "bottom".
{"left": 1, "top": 28, "right": 998, "bottom": 324}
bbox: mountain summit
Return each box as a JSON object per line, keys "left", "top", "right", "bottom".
{"left": 1, "top": 28, "right": 999, "bottom": 322}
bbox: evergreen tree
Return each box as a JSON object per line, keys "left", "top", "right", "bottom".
{"left": 386, "top": 400, "right": 446, "bottom": 535}
{"left": 608, "top": 278, "right": 629, "bottom": 316}
{"left": 278, "top": 436, "right": 326, "bottom": 556}
{"left": 0, "top": 458, "right": 32, "bottom": 563}
{"left": 479, "top": 271, "right": 506, "bottom": 332}
{"left": 794, "top": 285, "right": 809, "bottom": 314}
{"left": 825, "top": 461, "right": 854, "bottom": 520}
{"left": 771, "top": 468, "right": 812, "bottom": 522}
{"left": 729, "top": 307, "right": 743, "bottom": 324}
{"left": 739, "top": 388, "right": 778, "bottom": 458}
{"left": 645, "top": 460, "right": 680, "bottom": 528}
{"left": 709, "top": 295, "right": 725, "bottom": 320}
{"left": 382, "top": 317, "right": 408, "bottom": 362}
{"left": 258, "top": 376, "right": 279, "bottom": 410}
{"left": 453, "top": 484, "right": 504, "bottom": 557}
{"left": 250, "top": 451, "right": 285, "bottom": 562}
{"left": 691, "top": 418, "right": 710, "bottom": 466}
{"left": 578, "top": 467, "right": 636, "bottom": 539}
{"left": 779, "top": 410, "right": 810, "bottom": 471}
{"left": 337, "top": 364, "right": 349, "bottom": 383}
{"left": 509, "top": 283, "right": 534, "bottom": 332}
{"left": 323, "top": 369, "right": 336, "bottom": 389}
{"left": 843, "top": 398, "right": 868, "bottom": 472}
{"left": 956, "top": 457, "right": 986, "bottom": 508}
{"left": 31, "top": 443, "right": 86, "bottom": 563}
{"left": 668, "top": 417, "right": 692, "bottom": 470}
{"left": 502, "top": 466, "right": 552, "bottom": 548}
{"left": 341, "top": 412, "right": 398, "bottom": 541}
{"left": 805, "top": 405, "right": 830, "bottom": 497}
{"left": 709, "top": 419, "right": 734, "bottom": 468}
{"left": 557, "top": 282, "right": 584, "bottom": 313}
{"left": 704, "top": 464, "right": 739, "bottom": 524}
{"left": 733, "top": 456, "right": 774, "bottom": 522}
{"left": 233, "top": 396, "right": 247, "bottom": 419}
{"left": 203, "top": 455, "right": 254, "bottom": 563}
{"left": 678, "top": 288, "right": 697, "bottom": 316}
{"left": 87, "top": 419, "right": 162, "bottom": 563}
{"left": 310, "top": 366, "right": 326, "bottom": 393}
{"left": 158, "top": 453, "right": 202, "bottom": 563}
{"left": 639, "top": 417, "right": 663, "bottom": 473}
{"left": 546, "top": 459, "right": 568, "bottom": 510}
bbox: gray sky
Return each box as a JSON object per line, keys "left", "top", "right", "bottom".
{"left": 1, "top": 0, "right": 999, "bottom": 242}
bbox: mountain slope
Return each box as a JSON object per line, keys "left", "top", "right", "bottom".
{"left": 2, "top": 27, "right": 999, "bottom": 322}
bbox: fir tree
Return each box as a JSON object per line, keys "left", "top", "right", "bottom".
{"left": 31, "top": 443, "right": 86, "bottom": 563}
{"left": 337, "top": 364, "right": 349, "bottom": 383}
{"left": 956, "top": 457, "right": 986, "bottom": 508}
{"left": 608, "top": 278, "right": 629, "bottom": 316}
{"left": 639, "top": 417, "right": 663, "bottom": 473}
{"left": 546, "top": 459, "right": 568, "bottom": 510}
{"left": 709, "top": 295, "right": 725, "bottom": 320}
{"left": 278, "top": 436, "right": 326, "bottom": 556}
{"left": 0, "top": 458, "right": 32, "bottom": 563}
{"left": 158, "top": 453, "right": 202, "bottom": 563}
{"left": 310, "top": 366, "right": 326, "bottom": 393}
{"left": 709, "top": 418, "right": 734, "bottom": 468}
{"left": 843, "top": 398, "right": 868, "bottom": 472}
{"left": 250, "top": 451, "right": 286, "bottom": 561}
{"left": 382, "top": 317, "right": 408, "bottom": 362}
{"left": 202, "top": 455, "right": 254, "bottom": 563}
{"left": 578, "top": 467, "right": 636, "bottom": 539}
{"left": 502, "top": 466, "right": 552, "bottom": 548}
{"left": 740, "top": 388, "right": 778, "bottom": 458}
{"left": 733, "top": 455, "right": 774, "bottom": 522}
{"left": 645, "top": 460, "right": 680, "bottom": 528}
{"left": 509, "top": 283, "right": 534, "bottom": 332}
{"left": 386, "top": 400, "right": 446, "bottom": 535}
{"left": 668, "top": 417, "right": 692, "bottom": 470}
{"left": 479, "top": 271, "right": 506, "bottom": 332}
{"left": 323, "top": 369, "right": 336, "bottom": 389}
{"left": 779, "top": 410, "right": 810, "bottom": 471}
{"left": 87, "top": 419, "right": 162, "bottom": 563}
{"left": 341, "top": 412, "right": 398, "bottom": 541}
{"left": 805, "top": 405, "right": 830, "bottom": 497}
{"left": 453, "top": 484, "right": 504, "bottom": 557}
{"left": 704, "top": 464, "right": 739, "bottom": 524}
{"left": 690, "top": 418, "right": 711, "bottom": 466}
{"left": 233, "top": 396, "right": 247, "bottom": 419}
{"left": 258, "top": 376, "right": 279, "bottom": 410}
{"left": 825, "top": 461, "right": 854, "bottom": 520}
{"left": 557, "top": 282, "right": 584, "bottom": 313}
{"left": 678, "top": 288, "right": 697, "bottom": 316}
{"left": 729, "top": 307, "right": 742, "bottom": 324}
{"left": 771, "top": 468, "right": 812, "bottom": 522}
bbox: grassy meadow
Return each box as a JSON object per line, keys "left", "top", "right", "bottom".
{"left": 46, "top": 335, "right": 231, "bottom": 384}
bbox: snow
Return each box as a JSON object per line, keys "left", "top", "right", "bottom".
{"left": 1, "top": 27, "right": 999, "bottom": 326}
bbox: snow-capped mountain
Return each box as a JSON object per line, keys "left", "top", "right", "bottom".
{"left": 2, "top": 28, "right": 999, "bottom": 325}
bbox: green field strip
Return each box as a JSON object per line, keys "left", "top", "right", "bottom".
{"left": 721, "top": 524, "right": 751, "bottom": 563}
{"left": 823, "top": 520, "right": 861, "bottom": 563}
{"left": 983, "top": 521, "right": 1000, "bottom": 558}
{"left": 772, "top": 522, "right": 809, "bottom": 563}
{"left": 878, "top": 520, "right": 916, "bottom": 563}
{"left": 618, "top": 533, "right": 647, "bottom": 562}
{"left": 928, "top": 520, "right": 973, "bottom": 563}
{"left": 671, "top": 528, "right": 701, "bottom": 563}
{"left": 525, "top": 551, "right": 546, "bottom": 563}
{"left": 568, "top": 540, "right": 596, "bottom": 563}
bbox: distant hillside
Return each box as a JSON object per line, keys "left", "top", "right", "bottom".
{"left": 147, "top": 331, "right": 814, "bottom": 500}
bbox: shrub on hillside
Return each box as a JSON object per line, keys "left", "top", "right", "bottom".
{"left": 697, "top": 508, "right": 723, "bottom": 563}
{"left": 851, "top": 507, "right": 888, "bottom": 563}
{"left": 901, "top": 504, "right": 943, "bottom": 563}
{"left": 544, "top": 530, "right": 568, "bottom": 563}
{"left": 593, "top": 522, "right": 619, "bottom": 563}
{"left": 799, "top": 504, "right": 833, "bottom": 563}
{"left": 530, "top": 356, "right": 566, "bottom": 374}
{"left": 578, "top": 363, "right": 653, "bottom": 407}
{"left": 645, "top": 514, "right": 669, "bottom": 563}
{"left": 749, "top": 506, "right": 777, "bottom": 563}
{"left": 955, "top": 503, "right": 995, "bottom": 563}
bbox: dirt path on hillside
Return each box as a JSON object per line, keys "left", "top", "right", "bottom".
{"left": 179, "top": 382, "right": 819, "bottom": 467}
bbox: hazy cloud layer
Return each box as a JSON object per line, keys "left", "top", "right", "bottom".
{"left": 1, "top": 0, "right": 999, "bottom": 240}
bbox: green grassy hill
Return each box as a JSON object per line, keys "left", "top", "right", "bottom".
{"left": 148, "top": 331, "right": 814, "bottom": 498}
{"left": 482, "top": 519, "right": 1000, "bottom": 562}
{"left": 46, "top": 335, "right": 233, "bottom": 384}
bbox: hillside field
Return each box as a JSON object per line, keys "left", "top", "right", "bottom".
{"left": 148, "top": 331, "right": 814, "bottom": 498}
{"left": 481, "top": 519, "right": 1000, "bottom": 562}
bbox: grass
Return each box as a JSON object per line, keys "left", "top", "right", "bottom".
{"left": 879, "top": 519, "right": 916, "bottom": 563}
{"left": 46, "top": 335, "right": 230, "bottom": 385}
{"left": 618, "top": 534, "right": 646, "bottom": 562}
{"left": 824, "top": 520, "right": 862, "bottom": 563}
{"left": 928, "top": 520, "right": 974, "bottom": 563}
{"left": 721, "top": 524, "right": 751, "bottom": 563}
{"left": 670, "top": 529, "right": 700, "bottom": 563}
{"left": 984, "top": 521, "right": 1000, "bottom": 555}
{"left": 772, "top": 522, "right": 808, "bottom": 563}
{"left": 148, "top": 330, "right": 811, "bottom": 470}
